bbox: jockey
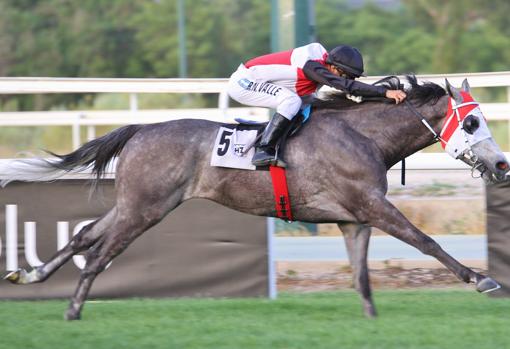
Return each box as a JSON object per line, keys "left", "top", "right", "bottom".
{"left": 227, "top": 43, "right": 407, "bottom": 167}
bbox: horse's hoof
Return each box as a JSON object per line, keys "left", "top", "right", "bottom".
{"left": 476, "top": 277, "right": 501, "bottom": 293}
{"left": 364, "top": 308, "right": 377, "bottom": 319}
{"left": 3, "top": 269, "right": 25, "bottom": 284}
{"left": 64, "top": 310, "right": 81, "bottom": 321}
{"left": 363, "top": 302, "right": 378, "bottom": 319}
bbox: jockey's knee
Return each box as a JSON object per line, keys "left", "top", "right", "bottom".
{"left": 277, "top": 95, "right": 302, "bottom": 120}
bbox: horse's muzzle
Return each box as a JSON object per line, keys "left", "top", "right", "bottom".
{"left": 469, "top": 139, "right": 510, "bottom": 184}
{"left": 496, "top": 160, "right": 509, "bottom": 172}
{"left": 490, "top": 159, "right": 510, "bottom": 182}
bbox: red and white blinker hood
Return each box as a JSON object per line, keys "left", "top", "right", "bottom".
{"left": 439, "top": 91, "right": 492, "bottom": 159}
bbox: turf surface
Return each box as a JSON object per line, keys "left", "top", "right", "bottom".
{"left": 0, "top": 290, "right": 508, "bottom": 349}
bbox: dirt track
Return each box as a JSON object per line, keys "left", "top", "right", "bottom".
{"left": 277, "top": 260, "right": 487, "bottom": 292}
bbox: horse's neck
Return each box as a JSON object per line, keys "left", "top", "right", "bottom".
{"left": 333, "top": 97, "right": 448, "bottom": 168}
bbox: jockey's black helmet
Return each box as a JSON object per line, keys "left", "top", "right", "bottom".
{"left": 326, "top": 45, "right": 366, "bottom": 78}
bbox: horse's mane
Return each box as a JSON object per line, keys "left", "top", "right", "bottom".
{"left": 312, "top": 75, "right": 446, "bottom": 110}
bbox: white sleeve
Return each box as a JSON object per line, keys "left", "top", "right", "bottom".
{"left": 290, "top": 43, "right": 328, "bottom": 68}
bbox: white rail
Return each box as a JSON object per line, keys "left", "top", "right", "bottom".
{"left": 0, "top": 108, "right": 270, "bottom": 149}
{"left": 0, "top": 72, "right": 509, "bottom": 154}
{"left": 1, "top": 72, "right": 510, "bottom": 93}
{"left": 1, "top": 71, "right": 509, "bottom": 108}
{"left": 0, "top": 108, "right": 268, "bottom": 126}
{"left": 0, "top": 77, "right": 230, "bottom": 94}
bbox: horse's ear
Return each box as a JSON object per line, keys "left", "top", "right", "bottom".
{"left": 461, "top": 78, "right": 471, "bottom": 93}
{"left": 445, "top": 78, "right": 463, "bottom": 103}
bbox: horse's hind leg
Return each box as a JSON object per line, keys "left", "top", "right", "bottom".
{"left": 65, "top": 216, "right": 162, "bottom": 320}
{"left": 338, "top": 222, "right": 376, "bottom": 318}
{"left": 64, "top": 196, "right": 180, "bottom": 320}
{"left": 4, "top": 208, "right": 116, "bottom": 284}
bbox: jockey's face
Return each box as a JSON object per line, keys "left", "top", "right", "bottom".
{"left": 327, "top": 64, "right": 355, "bottom": 80}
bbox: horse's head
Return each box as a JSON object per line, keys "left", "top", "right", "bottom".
{"left": 441, "top": 79, "right": 509, "bottom": 183}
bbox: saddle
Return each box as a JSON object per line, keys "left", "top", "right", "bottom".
{"left": 235, "top": 105, "right": 312, "bottom": 168}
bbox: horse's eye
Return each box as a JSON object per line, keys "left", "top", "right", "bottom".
{"left": 463, "top": 115, "right": 480, "bottom": 134}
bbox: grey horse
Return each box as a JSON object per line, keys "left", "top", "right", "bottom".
{"left": 2, "top": 76, "right": 508, "bottom": 320}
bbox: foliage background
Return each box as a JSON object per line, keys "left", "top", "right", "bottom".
{"left": 1, "top": 0, "right": 509, "bottom": 111}
{"left": 0, "top": 0, "right": 508, "bottom": 157}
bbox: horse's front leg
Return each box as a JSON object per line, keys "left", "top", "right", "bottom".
{"left": 364, "top": 195, "right": 500, "bottom": 292}
{"left": 338, "top": 222, "right": 376, "bottom": 318}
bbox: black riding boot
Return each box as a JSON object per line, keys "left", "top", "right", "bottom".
{"left": 252, "top": 112, "right": 291, "bottom": 167}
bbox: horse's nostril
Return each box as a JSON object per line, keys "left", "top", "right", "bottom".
{"left": 496, "top": 161, "right": 509, "bottom": 171}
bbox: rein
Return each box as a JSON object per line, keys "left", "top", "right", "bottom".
{"left": 399, "top": 99, "right": 441, "bottom": 185}
{"left": 403, "top": 100, "right": 444, "bottom": 143}
{"left": 371, "top": 76, "right": 444, "bottom": 144}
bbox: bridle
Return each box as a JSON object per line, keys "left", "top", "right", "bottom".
{"left": 403, "top": 97, "right": 486, "bottom": 179}
{"left": 370, "top": 76, "right": 488, "bottom": 182}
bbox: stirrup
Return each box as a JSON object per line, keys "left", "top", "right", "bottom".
{"left": 252, "top": 152, "right": 287, "bottom": 168}
{"left": 274, "top": 159, "right": 287, "bottom": 168}
{"left": 253, "top": 158, "right": 287, "bottom": 168}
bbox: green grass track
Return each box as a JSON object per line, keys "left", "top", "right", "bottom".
{"left": 0, "top": 290, "right": 508, "bottom": 349}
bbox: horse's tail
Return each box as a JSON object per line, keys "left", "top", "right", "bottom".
{"left": 0, "top": 124, "right": 144, "bottom": 188}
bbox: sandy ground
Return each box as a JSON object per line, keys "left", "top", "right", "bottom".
{"left": 277, "top": 260, "right": 487, "bottom": 292}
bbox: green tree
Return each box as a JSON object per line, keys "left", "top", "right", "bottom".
{"left": 133, "top": 0, "right": 270, "bottom": 78}
{"left": 0, "top": 0, "right": 146, "bottom": 109}
{"left": 316, "top": 0, "right": 434, "bottom": 75}
{"left": 403, "top": 0, "right": 510, "bottom": 73}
